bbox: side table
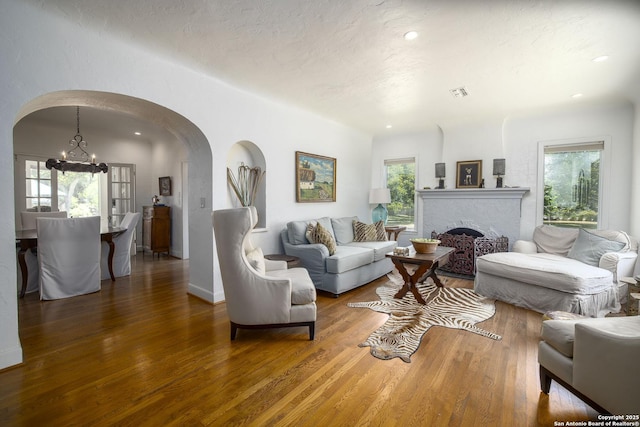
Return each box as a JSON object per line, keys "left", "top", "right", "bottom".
{"left": 264, "top": 254, "right": 303, "bottom": 269}
{"left": 385, "top": 226, "right": 407, "bottom": 241}
{"left": 620, "top": 277, "right": 640, "bottom": 316}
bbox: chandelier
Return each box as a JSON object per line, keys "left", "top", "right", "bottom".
{"left": 46, "top": 106, "right": 108, "bottom": 174}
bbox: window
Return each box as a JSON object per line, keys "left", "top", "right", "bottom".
{"left": 17, "top": 157, "right": 135, "bottom": 228}
{"left": 25, "top": 159, "right": 53, "bottom": 211}
{"left": 384, "top": 158, "right": 416, "bottom": 229}
{"left": 543, "top": 142, "right": 603, "bottom": 229}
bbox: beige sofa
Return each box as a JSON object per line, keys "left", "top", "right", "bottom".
{"left": 475, "top": 225, "right": 638, "bottom": 317}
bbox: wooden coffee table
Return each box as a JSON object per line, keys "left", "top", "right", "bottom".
{"left": 386, "top": 246, "right": 454, "bottom": 304}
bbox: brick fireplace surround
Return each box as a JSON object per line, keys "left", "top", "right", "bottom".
{"left": 417, "top": 187, "right": 530, "bottom": 250}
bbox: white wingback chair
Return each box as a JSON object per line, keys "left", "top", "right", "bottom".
{"left": 20, "top": 211, "right": 67, "bottom": 229}
{"left": 100, "top": 212, "right": 141, "bottom": 280}
{"left": 212, "top": 207, "right": 317, "bottom": 340}
{"left": 37, "top": 216, "right": 101, "bottom": 300}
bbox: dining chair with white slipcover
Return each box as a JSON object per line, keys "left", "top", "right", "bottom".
{"left": 20, "top": 210, "right": 67, "bottom": 230}
{"left": 37, "top": 216, "right": 101, "bottom": 300}
{"left": 212, "top": 207, "right": 317, "bottom": 340}
{"left": 100, "top": 212, "right": 141, "bottom": 280}
{"left": 17, "top": 211, "right": 68, "bottom": 294}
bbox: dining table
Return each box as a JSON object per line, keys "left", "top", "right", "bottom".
{"left": 16, "top": 226, "right": 126, "bottom": 298}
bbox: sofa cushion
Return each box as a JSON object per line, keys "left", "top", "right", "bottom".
{"left": 476, "top": 252, "right": 613, "bottom": 294}
{"left": 345, "top": 240, "right": 397, "bottom": 262}
{"left": 331, "top": 216, "right": 358, "bottom": 245}
{"left": 268, "top": 267, "right": 316, "bottom": 305}
{"left": 326, "top": 245, "right": 374, "bottom": 274}
{"left": 287, "top": 217, "right": 334, "bottom": 245}
{"left": 306, "top": 222, "right": 337, "bottom": 255}
{"left": 568, "top": 229, "right": 625, "bottom": 267}
{"left": 246, "top": 247, "right": 266, "bottom": 274}
{"left": 533, "top": 225, "right": 579, "bottom": 256}
{"left": 590, "top": 229, "right": 634, "bottom": 252}
{"left": 353, "top": 220, "right": 387, "bottom": 242}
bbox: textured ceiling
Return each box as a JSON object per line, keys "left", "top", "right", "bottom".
{"left": 23, "top": 0, "right": 640, "bottom": 136}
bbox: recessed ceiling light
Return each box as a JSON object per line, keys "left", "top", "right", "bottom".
{"left": 572, "top": 93, "right": 583, "bottom": 98}
{"left": 386, "top": 124, "right": 393, "bottom": 129}
{"left": 403, "top": 31, "right": 418, "bottom": 41}
{"left": 134, "top": 131, "right": 141, "bottom": 135}
{"left": 592, "top": 55, "right": 609, "bottom": 62}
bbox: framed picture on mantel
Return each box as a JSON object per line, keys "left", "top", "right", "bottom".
{"left": 456, "top": 160, "right": 482, "bottom": 188}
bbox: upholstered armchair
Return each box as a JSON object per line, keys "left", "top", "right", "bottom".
{"left": 539, "top": 315, "right": 640, "bottom": 414}
{"left": 212, "top": 207, "right": 317, "bottom": 340}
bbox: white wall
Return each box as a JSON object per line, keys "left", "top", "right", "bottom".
{"left": 505, "top": 101, "right": 634, "bottom": 239}
{"left": 371, "top": 127, "right": 443, "bottom": 246}
{"left": 0, "top": 1, "right": 372, "bottom": 369}
{"left": 370, "top": 102, "right": 636, "bottom": 246}
{"left": 151, "top": 138, "right": 188, "bottom": 258}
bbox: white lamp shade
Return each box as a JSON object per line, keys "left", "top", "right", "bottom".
{"left": 369, "top": 188, "right": 391, "bottom": 204}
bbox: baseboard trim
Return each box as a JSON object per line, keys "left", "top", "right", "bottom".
{"left": 187, "top": 282, "right": 214, "bottom": 303}
{"left": 0, "top": 345, "right": 23, "bottom": 371}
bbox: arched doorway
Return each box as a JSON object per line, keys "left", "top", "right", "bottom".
{"left": 14, "top": 90, "right": 215, "bottom": 302}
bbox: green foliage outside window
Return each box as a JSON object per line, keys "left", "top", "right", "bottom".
{"left": 386, "top": 162, "right": 415, "bottom": 228}
{"left": 57, "top": 172, "right": 100, "bottom": 218}
{"left": 543, "top": 150, "right": 599, "bottom": 229}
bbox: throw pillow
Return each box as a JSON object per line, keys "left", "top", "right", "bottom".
{"left": 567, "top": 228, "right": 626, "bottom": 267}
{"left": 307, "top": 222, "right": 337, "bottom": 255}
{"left": 246, "top": 247, "right": 266, "bottom": 275}
{"left": 533, "top": 225, "right": 579, "bottom": 256}
{"left": 353, "top": 220, "right": 388, "bottom": 242}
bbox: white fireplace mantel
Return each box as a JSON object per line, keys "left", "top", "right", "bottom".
{"left": 417, "top": 187, "right": 530, "bottom": 248}
{"left": 417, "top": 187, "right": 530, "bottom": 200}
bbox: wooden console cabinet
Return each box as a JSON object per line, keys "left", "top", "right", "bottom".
{"left": 143, "top": 205, "right": 171, "bottom": 258}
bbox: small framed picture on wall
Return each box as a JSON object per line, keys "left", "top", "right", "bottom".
{"left": 159, "top": 176, "right": 172, "bottom": 196}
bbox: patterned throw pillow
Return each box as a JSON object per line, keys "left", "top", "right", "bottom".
{"left": 307, "top": 222, "right": 337, "bottom": 255}
{"left": 353, "top": 220, "right": 387, "bottom": 242}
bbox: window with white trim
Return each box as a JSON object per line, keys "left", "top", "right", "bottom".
{"left": 543, "top": 141, "right": 603, "bottom": 229}
{"left": 384, "top": 158, "right": 416, "bottom": 229}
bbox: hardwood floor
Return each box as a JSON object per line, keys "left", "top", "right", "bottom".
{"left": 1, "top": 253, "right": 597, "bottom": 426}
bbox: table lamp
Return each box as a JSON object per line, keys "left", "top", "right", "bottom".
{"left": 435, "top": 163, "right": 446, "bottom": 189}
{"left": 493, "top": 158, "right": 506, "bottom": 188}
{"left": 369, "top": 188, "right": 391, "bottom": 224}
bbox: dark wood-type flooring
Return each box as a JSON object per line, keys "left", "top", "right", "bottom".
{"left": 1, "top": 253, "right": 597, "bottom": 426}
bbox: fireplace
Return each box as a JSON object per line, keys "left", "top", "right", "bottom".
{"left": 431, "top": 227, "right": 508, "bottom": 277}
{"left": 417, "top": 187, "right": 529, "bottom": 251}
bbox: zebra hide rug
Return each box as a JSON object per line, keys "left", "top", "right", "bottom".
{"left": 347, "top": 274, "right": 501, "bottom": 363}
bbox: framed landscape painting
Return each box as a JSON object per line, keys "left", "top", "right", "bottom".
{"left": 456, "top": 160, "right": 482, "bottom": 188}
{"left": 296, "top": 151, "right": 336, "bottom": 202}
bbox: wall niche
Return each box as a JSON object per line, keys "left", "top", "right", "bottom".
{"left": 226, "top": 140, "right": 266, "bottom": 229}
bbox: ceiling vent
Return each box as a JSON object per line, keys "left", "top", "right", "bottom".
{"left": 450, "top": 87, "right": 468, "bottom": 98}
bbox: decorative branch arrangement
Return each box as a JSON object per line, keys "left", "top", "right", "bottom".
{"left": 227, "top": 163, "right": 265, "bottom": 207}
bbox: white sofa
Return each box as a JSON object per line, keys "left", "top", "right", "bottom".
{"left": 281, "top": 216, "right": 396, "bottom": 296}
{"left": 475, "top": 225, "right": 637, "bottom": 317}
